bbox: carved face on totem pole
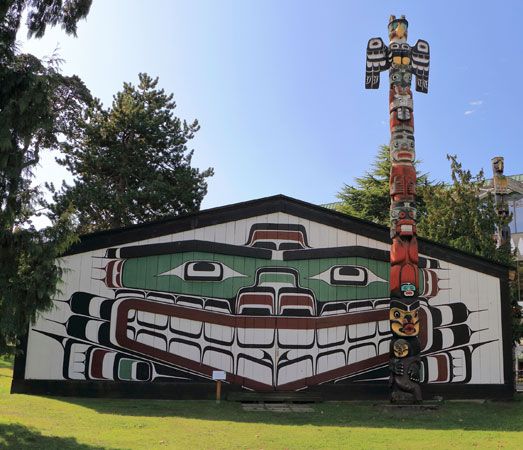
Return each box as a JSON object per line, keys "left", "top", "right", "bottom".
{"left": 392, "top": 339, "right": 410, "bottom": 358}
{"left": 389, "top": 71, "right": 412, "bottom": 88}
{"left": 390, "top": 298, "right": 420, "bottom": 337}
{"left": 391, "top": 200, "right": 416, "bottom": 237}
{"left": 389, "top": 86, "right": 413, "bottom": 127}
{"left": 389, "top": 90, "right": 414, "bottom": 130}
{"left": 492, "top": 156, "right": 504, "bottom": 175}
{"left": 390, "top": 131, "right": 415, "bottom": 164}
{"left": 492, "top": 156, "right": 508, "bottom": 196}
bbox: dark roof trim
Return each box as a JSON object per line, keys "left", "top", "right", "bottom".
{"left": 64, "top": 194, "right": 509, "bottom": 278}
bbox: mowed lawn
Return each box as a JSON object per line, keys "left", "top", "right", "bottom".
{"left": 0, "top": 358, "right": 522, "bottom": 449}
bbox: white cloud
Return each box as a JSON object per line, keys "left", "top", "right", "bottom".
{"left": 464, "top": 99, "right": 484, "bottom": 116}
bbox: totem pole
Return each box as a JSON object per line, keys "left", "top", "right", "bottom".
{"left": 365, "top": 15, "right": 430, "bottom": 403}
{"left": 491, "top": 157, "right": 511, "bottom": 248}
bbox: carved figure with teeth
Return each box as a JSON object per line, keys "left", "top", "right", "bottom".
{"left": 390, "top": 298, "right": 420, "bottom": 336}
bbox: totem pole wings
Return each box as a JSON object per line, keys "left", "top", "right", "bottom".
{"left": 365, "top": 38, "right": 389, "bottom": 89}
{"left": 365, "top": 37, "right": 430, "bottom": 93}
{"left": 411, "top": 40, "right": 430, "bottom": 93}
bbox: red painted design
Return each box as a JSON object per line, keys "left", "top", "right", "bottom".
{"left": 90, "top": 349, "right": 110, "bottom": 379}
{"left": 114, "top": 298, "right": 392, "bottom": 390}
{"left": 390, "top": 165, "right": 416, "bottom": 201}
{"left": 434, "top": 354, "right": 450, "bottom": 382}
{"left": 390, "top": 237, "right": 419, "bottom": 296}
{"left": 104, "top": 260, "right": 124, "bottom": 288}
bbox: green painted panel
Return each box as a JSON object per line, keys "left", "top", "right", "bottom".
{"left": 120, "top": 251, "right": 400, "bottom": 301}
{"left": 118, "top": 358, "right": 134, "bottom": 380}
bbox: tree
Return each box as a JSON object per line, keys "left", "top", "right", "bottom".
{"left": 336, "top": 145, "right": 431, "bottom": 226}
{"left": 0, "top": 1, "right": 92, "bottom": 354}
{"left": 419, "top": 155, "right": 521, "bottom": 342}
{"left": 48, "top": 73, "right": 214, "bottom": 234}
{"left": 337, "top": 150, "right": 521, "bottom": 342}
{"left": 418, "top": 155, "right": 504, "bottom": 261}
{"left": 1, "top": 1, "right": 92, "bottom": 55}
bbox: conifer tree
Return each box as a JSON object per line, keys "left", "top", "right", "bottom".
{"left": 419, "top": 155, "right": 522, "bottom": 342}
{"left": 338, "top": 150, "right": 521, "bottom": 342}
{"left": 0, "top": 0, "right": 92, "bottom": 354}
{"left": 48, "top": 73, "right": 214, "bottom": 234}
{"left": 336, "top": 145, "right": 430, "bottom": 226}
{"left": 418, "top": 155, "right": 503, "bottom": 261}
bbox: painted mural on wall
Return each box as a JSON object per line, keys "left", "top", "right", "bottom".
{"left": 24, "top": 211, "right": 504, "bottom": 391}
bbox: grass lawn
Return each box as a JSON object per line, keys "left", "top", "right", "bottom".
{"left": 1, "top": 358, "right": 522, "bottom": 449}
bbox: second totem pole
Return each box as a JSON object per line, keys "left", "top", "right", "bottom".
{"left": 365, "top": 15, "right": 430, "bottom": 403}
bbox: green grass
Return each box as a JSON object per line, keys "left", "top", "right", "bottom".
{"left": 0, "top": 357, "right": 522, "bottom": 449}
{"left": 0, "top": 355, "right": 13, "bottom": 369}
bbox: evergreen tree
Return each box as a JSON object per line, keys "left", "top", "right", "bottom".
{"left": 337, "top": 150, "right": 521, "bottom": 342}
{"left": 1, "top": 1, "right": 92, "bottom": 55}
{"left": 419, "top": 155, "right": 521, "bottom": 342}
{"left": 48, "top": 73, "right": 214, "bottom": 234}
{"left": 0, "top": 1, "right": 92, "bottom": 354}
{"left": 418, "top": 155, "right": 503, "bottom": 261}
{"left": 336, "top": 145, "right": 430, "bottom": 226}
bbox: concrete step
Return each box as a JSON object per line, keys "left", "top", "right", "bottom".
{"left": 227, "top": 391, "right": 323, "bottom": 403}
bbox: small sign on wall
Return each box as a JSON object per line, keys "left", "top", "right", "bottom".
{"left": 212, "top": 370, "right": 226, "bottom": 381}
{"left": 212, "top": 371, "right": 226, "bottom": 403}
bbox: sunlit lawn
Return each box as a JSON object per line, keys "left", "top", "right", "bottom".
{"left": 0, "top": 357, "right": 521, "bottom": 449}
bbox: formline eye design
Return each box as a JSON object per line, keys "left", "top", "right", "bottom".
{"left": 158, "top": 261, "right": 246, "bottom": 282}
{"left": 369, "top": 38, "right": 382, "bottom": 49}
{"left": 309, "top": 265, "right": 386, "bottom": 287}
{"left": 185, "top": 261, "right": 222, "bottom": 281}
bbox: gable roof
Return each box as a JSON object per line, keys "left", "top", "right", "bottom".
{"left": 65, "top": 194, "right": 509, "bottom": 278}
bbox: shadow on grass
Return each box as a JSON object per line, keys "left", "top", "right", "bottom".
{"left": 50, "top": 394, "right": 523, "bottom": 432}
{"left": 0, "top": 356, "right": 14, "bottom": 370}
{"left": 0, "top": 423, "right": 107, "bottom": 449}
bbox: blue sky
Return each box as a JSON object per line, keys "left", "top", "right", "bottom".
{"left": 20, "top": 0, "right": 523, "bottom": 213}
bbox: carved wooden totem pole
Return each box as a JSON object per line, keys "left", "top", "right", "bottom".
{"left": 365, "top": 15, "right": 430, "bottom": 403}
{"left": 491, "top": 157, "right": 511, "bottom": 248}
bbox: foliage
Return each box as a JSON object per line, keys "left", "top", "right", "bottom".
{"left": 337, "top": 149, "right": 522, "bottom": 343}
{"left": 47, "top": 73, "right": 214, "bottom": 234}
{"left": 417, "top": 155, "right": 503, "bottom": 260}
{"left": 0, "top": 1, "right": 92, "bottom": 56}
{"left": 336, "top": 145, "right": 430, "bottom": 226}
{"left": 0, "top": 1, "right": 92, "bottom": 354}
{"left": 419, "top": 155, "right": 521, "bottom": 342}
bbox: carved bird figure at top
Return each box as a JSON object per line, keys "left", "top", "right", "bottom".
{"left": 365, "top": 15, "right": 430, "bottom": 93}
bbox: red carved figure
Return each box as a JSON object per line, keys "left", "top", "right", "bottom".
{"left": 390, "top": 165, "right": 416, "bottom": 200}
{"left": 390, "top": 237, "right": 419, "bottom": 297}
